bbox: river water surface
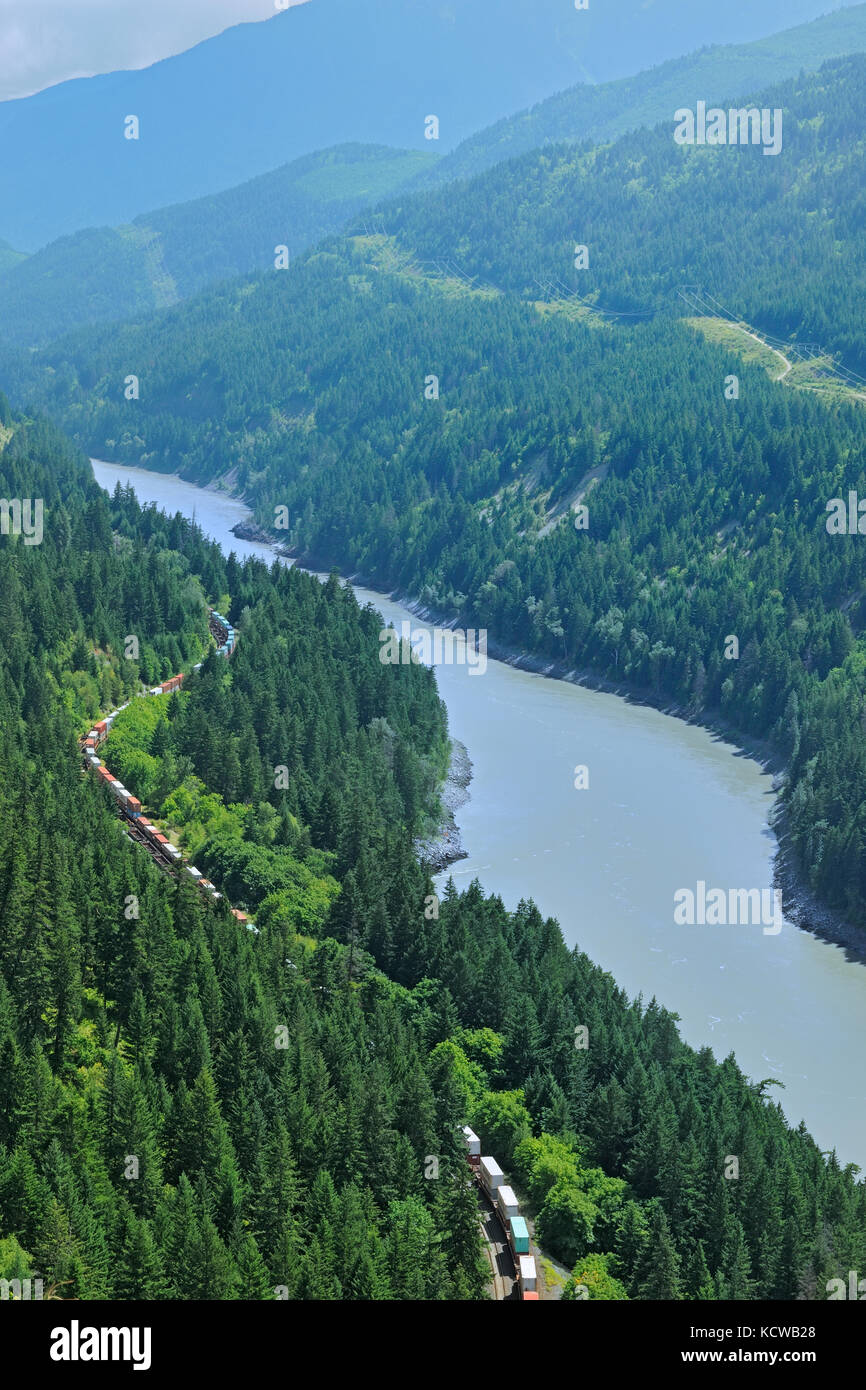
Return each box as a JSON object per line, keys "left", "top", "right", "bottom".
{"left": 92, "top": 459, "right": 866, "bottom": 1166}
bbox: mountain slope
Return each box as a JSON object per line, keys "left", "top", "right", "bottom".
{"left": 0, "top": 239, "right": 26, "bottom": 273}
{"left": 426, "top": 2, "right": 866, "bottom": 184}
{"left": 0, "top": 144, "right": 435, "bottom": 348}
{"left": 382, "top": 54, "right": 866, "bottom": 374}
{"left": 0, "top": 0, "right": 851, "bottom": 250}
{"left": 8, "top": 6, "right": 866, "bottom": 352}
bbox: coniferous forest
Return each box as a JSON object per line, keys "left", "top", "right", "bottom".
{"left": 1, "top": 401, "right": 865, "bottom": 1304}
{"left": 2, "top": 0, "right": 866, "bottom": 1330}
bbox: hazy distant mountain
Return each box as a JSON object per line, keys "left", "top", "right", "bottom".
{"left": 426, "top": 3, "right": 866, "bottom": 184}
{"left": 0, "top": 145, "right": 435, "bottom": 348}
{"left": 0, "top": 0, "right": 852, "bottom": 250}
{"left": 0, "top": 239, "right": 26, "bottom": 273}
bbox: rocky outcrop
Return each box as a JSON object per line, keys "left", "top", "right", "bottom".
{"left": 414, "top": 739, "right": 472, "bottom": 872}
{"left": 230, "top": 519, "right": 273, "bottom": 544}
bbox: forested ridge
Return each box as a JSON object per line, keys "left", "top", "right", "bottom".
{"left": 0, "top": 144, "right": 436, "bottom": 350}
{"left": 1, "top": 404, "right": 864, "bottom": 1299}
{"left": 387, "top": 54, "right": 866, "bottom": 373}
{"left": 423, "top": 4, "right": 866, "bottom": 186}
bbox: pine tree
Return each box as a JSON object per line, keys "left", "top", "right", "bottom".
{"left": 635, "top": 1203, "right": 682, "bottom": 1300}
{"left": 114, "top": 1209, "right": 167, "bottom": 1299}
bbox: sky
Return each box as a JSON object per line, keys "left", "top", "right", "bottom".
{"left": 0, "top": 0, "right": 311, "bottom": 102}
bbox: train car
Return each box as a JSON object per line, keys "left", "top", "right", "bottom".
{"left": 126, "top": 796, "right": 142, "bottom": 819}
{"left": 497, "top": 1185, "right": 519, "bottom": 1226}
{"left": 94, "top": 720, "right": 108, "bottom": 742}
{"left": 231, "top": 908, "right": 248, "bottom": 925}
{"left": 160, "top": 674, "right": 184, "bottom": 694}
{"left": 479, "top": 1156, "right": 504, "bottom": 1202}
{"left": 508, "top": 1216, "right": 530, "bottom": 1262}
{"left": 186, "top": 866, "right": 203, "bottom": 880}
{"left": 517, "top": 1255, "right": 538, "bottom": 1300}
{"left": 461, "top": 1125, "right": 481, "bottom": 1171}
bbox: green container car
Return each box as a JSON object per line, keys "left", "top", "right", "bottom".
{"left": 510, "top": 1216, "right": 530, "bottom": 1256}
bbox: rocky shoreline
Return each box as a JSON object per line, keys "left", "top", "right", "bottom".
{"left": 414, "top": 739, "right": 473, "bottom": 873}
{"left": 772, "top": 820, "right": 866, "bottom": 965}
{"left": 230, "top": 519, "right": 275, "bottom": 545}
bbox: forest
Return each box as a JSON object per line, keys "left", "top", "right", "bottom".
{"left": 1, "top": 398, "right": 864, "bottom": 1300}
{"left": 0, "top": 404, "right": 487, "bottom": 1298}
{"left": 386, "top": 54, "right": 866, "bottom": 372}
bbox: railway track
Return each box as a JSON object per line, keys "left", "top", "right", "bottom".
{"left": 116, "top": 808, "right": 178, "bottom": 875}
{"left": 477, "top": 1188, "right": 516, "bottom": 1301}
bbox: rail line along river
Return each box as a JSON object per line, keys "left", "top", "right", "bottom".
{"left": 92, "top": 459, "right": 866, "bottom": 1167}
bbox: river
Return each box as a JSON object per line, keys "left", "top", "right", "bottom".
{"left": 92, "top": 459, "right": 866, "bottom": 1167}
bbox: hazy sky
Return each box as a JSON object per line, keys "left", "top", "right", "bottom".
{"left": 0, "top": 0, "right": 311, "bottom": 101}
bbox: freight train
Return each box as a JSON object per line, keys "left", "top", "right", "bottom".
{"left": 209, "top": 610, "right": 236, "bottom": 658}
{"left": 80, "top": 620, "right": 245, "bottom": 915}
{"left": 86, "top": 732, "right": 225, "bottom": 904}
{"left": 462, "top": 1127, "right": 539, "bottom": 1300}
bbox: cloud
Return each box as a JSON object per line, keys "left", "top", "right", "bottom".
{"left": 0, "top": 0, "right": 311, "bottom": 102}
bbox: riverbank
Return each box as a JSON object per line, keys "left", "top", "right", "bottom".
{"left": 253, "top": 535, "right": 864, "bottom": 966}
{"left": 394, "top": 591, "right": 866, "bottom": 966}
